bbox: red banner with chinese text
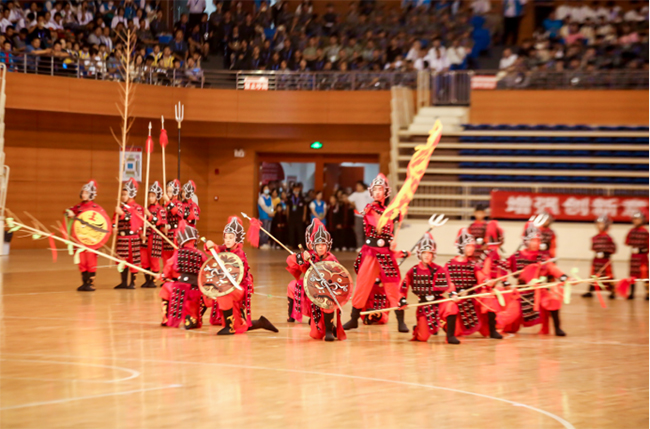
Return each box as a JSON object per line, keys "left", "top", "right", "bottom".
{"left": 490, "top": 190, "right": 649, "bottom": 222}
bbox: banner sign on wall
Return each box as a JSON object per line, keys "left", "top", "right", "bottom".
{"left": 120, "top": 148, "right": 142, "bottom": 182}
{"left": 243, "top": 77, "right": 269, "bottom": 90}
{"left": 470, "top": 75, "right": 497, "bottom": 90}
{"left": 490, "top": 190, "right": 649, "bottom": 222}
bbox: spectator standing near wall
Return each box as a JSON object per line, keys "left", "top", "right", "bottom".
{"left": 348, "top": 181, "right": 372, "bottom": 252}
{"left": 502, "top": 0, "right": 527, "bottom": 45}
{"left": 309, "top": 190, "right": 327, "bottom": 225}
{"left": 187, "top": 0, "right": 206, "bottom": 31}
{"left": 287, "top": 183, "right": 307, "bottom": 250}
{"left": 258, "top": 184, "right": 274, "bottom": 249}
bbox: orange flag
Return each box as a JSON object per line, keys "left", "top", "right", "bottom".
{"left": 377, "top": 120, "right": 443, "bottom": 231}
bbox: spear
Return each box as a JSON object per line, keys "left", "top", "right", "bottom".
{"left": 6, "top": 217, "right": 158, "bottom": 276}
{"left": 133, "top": 210, "right": 178, "bottom": 250}
{"left": 175, "top": 101, "right": 184, "bottom": 182}
{"left": 360, "top": 277, "right": 605, "bottom": 316}
{"left": 143, "top": 122, "right": 153, "bottom": 236}
{"left": 160, "top": 116, "right": 168, "bottom": 197}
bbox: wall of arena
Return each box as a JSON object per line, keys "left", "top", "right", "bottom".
{"left": 3, "top": 74, "right": 648, "bottom": 250}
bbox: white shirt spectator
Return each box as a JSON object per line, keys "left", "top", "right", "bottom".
{"left": 471, "top": 0, "right": 491, "bottom": 15}
{"left": 413, "top": 56, "right": 426, "bottom": 70}
{"left": 0, "top": 17, "right": 12, "bottom": 33}
{"left": 46, "top": 18, "right": 63, "bottom": 30}
{"left": 111, "top": 15, "right": 127, "bottom": 29}
{"left": 77, "top": 10, "right": 93, "bottom": 26}
{"left": 100, "top": 34, "right": 113, "bottom": 51}
{"left": 8, "top": 9, "right": 20, "bottom": 23}
{"left": 187, "top": 0, "right": 206, "bottom": 14}
{"left": 572, "top": 5, "right": 595, "bottom": 23}
{"left": 429, "top": 53, "right": 449, "bottom": 72}
{"left": 504, "top": 0, "right": 527, "bottom": 18}
{"left": 555, "top": 3, "right": 573, "bottom": 21}
{"left": 499, "top": 51, "right": 518, "bottom": 69}
{"left": 447, "top": 46, "right": 467, "bottom": 66}
{"left": 405, "top": 46, "right": 421, "bottom": 62}
{"left": 624, "top": 8, "right": 646, "bottom": 22}
{"left": 348, "top": 191, "right": 373, "bottom": 216}
{"left": 100, "top": 2, "right": 116, "bottom": 14}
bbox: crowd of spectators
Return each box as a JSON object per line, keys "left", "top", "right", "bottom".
{"left": 498, "top": 0, "right": 648, "bottom": 84}
{"left": 257, "top": 180, "right": 374, "bottom": 252}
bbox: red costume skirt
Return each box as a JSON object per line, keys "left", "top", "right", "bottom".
{"left": 160, "top": 281, "right": 203, "bottom": 329}
{"left": 309, "top": 305, "right": 346, "bottom": 341}
{"left": 499, "top": 285, "right": 563, "bottom": 334}
{"left": 630, "top": 253, "right": 649, "bottom": 279}
{"left": 412, "top": 302, "right": 458, "bottom": 342}
{"left": 116, "top": 235, "right": 141, "bottom": 272}
{"left": 353, "top": 246, "right": 401, "bottom": 309}
{"left": 287, "top": 279, "right": 312, "bottom": 321}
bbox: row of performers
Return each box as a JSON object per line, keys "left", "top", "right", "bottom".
{"left": 287, "top": 173, "right": 649, "bottom": 343}
{"left": 66, "top": 178, "right": 200, "bottom": 291}
{"left": 466, "top": 204, "right": 649, "bottom": 300}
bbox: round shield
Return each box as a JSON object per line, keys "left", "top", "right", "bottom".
{"left": 304, "top": 261, "right": 353, "bottom": 310}
{"left": 71, "top": 208, "right": 112, "bottom": 250}
{"left": 198, "top": 252, "right": 245, "bottom": 299}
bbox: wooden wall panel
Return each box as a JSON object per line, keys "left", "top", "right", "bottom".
{"left": 470, "top": 90, "right": 650, "bottom": 125}
{"left": 5, "top": 74, "right": 392, "bottom": 125}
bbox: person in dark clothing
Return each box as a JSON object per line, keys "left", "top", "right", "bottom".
{"left": 341, "top": 193, "right": 357, "bottom": 251}
{"left": 271, "top": 203, "right": 288, "bottom": 249}
{"left": 326, "top": 195, "right": 345, "bottom": 251}
{"left": 287, "top": 184, "right": 307, "bottom": 249}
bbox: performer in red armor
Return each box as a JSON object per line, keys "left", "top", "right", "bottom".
{"left": 583, "top": 215, "right": 616, "bottom": 299}
{"left": 114, "top": 178, "right": 144, "bottom": 289}
{"left": 343, "top": 173, "right": 408, "bottom": 332}
{"left": 360, "top": 280, "right": 390, "bottom": 326}
{"left": 500, "top": 222, "right": 569, "bottom": 336}
{"left": 65, "top": 180, "right": 109, "bottom": 292}
{"left": 162, "top": 179, "right": 182, "bottom": 266}
{"left": 625, "top": 211, "right": 649, "bottom": 300}
{"left": 287, "top": 220, "right": 346, "bottom": 341}
{"left": 468, "top": 204, "right": 488, "bottom": 257}
{"left": 159, "top": 222, "right": 207, "bottom": 329}
{"left": 205, "top": 216, "right": 278, "bottom": 335}
{"left": 286, "top": 219, "right": 316, "bottom": 323}
{"left": 444, "top": 229, "right": 483, "bottom": 338}
{"left": 140, "top": 181, "right": 167, "bottom": 288}
{"left": 473, "top": 221, "right": 507, "bottom": 339}
{"left": 400, "top": 232, "right": 461, "bottom": 344}
{"left": 182, "top": 180, "right": 200, "bottom": 227}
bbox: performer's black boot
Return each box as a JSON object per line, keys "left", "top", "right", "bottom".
{"left": 628, "top": 283, "right": 636, "bottom": 300}
{"left": 77, "top": 272, "right": 95, "bottom": 292}
{"left": 87, "top": 272, "right": 96, "bottom": 291}
{"left": 343, "top": 307, "right": 361, "bottom": 330}
{"left": 488, "top": 311, "right": 503, "bottom": 339}
{"left": 446, "top": 315, "right": 460, "bottom": 345}
{"left": 550, "top": 310, "right": 566, "bottom": 336}
{"left": 323, "top": 312, "right": 335, "bottom": 342}
{"left": 217, "top": 309, "right": 236, "bottom": 335}
{"left": 287, "top": 298, "right": 295, "bottom": 322}
{"left": 395, "top": 309, "right": 409, "bottom": 333}
{"left": 250, "top": 316, "right": 279, "bottom": 332}
{"left": 582, "top": 285, "right": 594, "bottom": 298}
{"left": 126, "top": 272, "right": 136, "bottom": 289}
{"left": 140, "top": 274, "right": 150, "bottom": 288}
{"left": 114, "top": 270, "right": 128, "bottom": 289}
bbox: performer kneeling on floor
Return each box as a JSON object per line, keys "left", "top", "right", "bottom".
{"left": 344, "top": 173, "right": 408, "bottom": 333}
{"left": 204, "top": 216, "right": 278, "bottom": 335}
{"left": 399, "top": 232, "right": 461, "bottom": 344}
{"left": 286, "top": 219, "right": 317, "bottom": 323}
{"left": 160, "top": 221, "right": 207, "bottom": 329}
{"left": 499, "top": 222, "right": 569, "bottom": 336}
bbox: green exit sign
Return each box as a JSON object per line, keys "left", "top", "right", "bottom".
{"left": 310, "top": 141, "right": 323, "bottom": 149}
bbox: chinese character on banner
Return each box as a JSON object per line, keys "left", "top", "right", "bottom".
{"left": 621, "top": 199, "right": 649, "bottom": 218}
{"left": 505, "top": 196, "right": 532, "bottom": 215}
{"left": 591, "top": 197, "right": 618, "bottom": 217}
{"left": 533, "top": 196, "right": 559, "bottom": 215}
{"left": 562, "top": 197, "right": 590, "bottom": 216}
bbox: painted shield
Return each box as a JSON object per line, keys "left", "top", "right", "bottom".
{"left": 70, "top": 208, "right": 112, "bottom": 250}
{"left": 198, "top": 252, "right": 245, "bottom": 299}
{"left": 304, "top": 261, "right": 353, "bottom": 311}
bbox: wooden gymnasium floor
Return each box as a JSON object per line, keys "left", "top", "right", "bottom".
{"left": 0, "top": 249, "right": 648, "bottom": 429}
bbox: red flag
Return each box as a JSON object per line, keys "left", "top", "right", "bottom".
{"left": 159, "top": 128, "right": 168, "bottom": 148}
{"left": 48, "top": 234, "right": 57, "bottom": 262}
{"left": 616, "top": 278, "right": 635, "bottom": 297}
{"left": 146, "top": 135, "right": 154, "bottom": 154}
{"left": 246, "top": 218, "right": 262, "bottom": 248}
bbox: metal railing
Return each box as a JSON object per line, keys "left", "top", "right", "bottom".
{"left": 480, "top": 69, "right": 650, "bottom": 90}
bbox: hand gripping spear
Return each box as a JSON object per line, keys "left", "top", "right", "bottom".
{"left": 398, "top": 213, "right": 448, "bottom": 266}
{"left": 240, "top": 212, "right": 344, "bottom": 312}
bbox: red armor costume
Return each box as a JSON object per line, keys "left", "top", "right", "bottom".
{"left": 140, "top": 181, "right": 167, "bottom": 288}
{"left": 66, "top": 180, "right": 109, "bottom": 292}
{"left": 182, "top": 180, "right": 200, "bottom": 227}
{"left": 114, "top": 178, "right": 144, "bottom": 289}
{"left": 286, "top": 219, "right": 317, "bottom": 323}
{"left": 360, "top": 280, "right": 390, "bottom": 326}
{"left": 499, "top": 222, "right": 568, "bottom": 336}
{"left": 207, "top": 216, "right": 278, "bottom": 336}
{"left": 290, "top": 220, "right": 346, "bottom": 341}
{"left": 344, "top": 174, "right": 407, "bottom": 333}
{"left": 400, "top": 232, "right": 460, "bottom": 344}
{"left": 584, "top": 215, "right": 616, "bottom": 299}
{"left": 625, "top": 211, "right": 649, "bottom": 300}
{"left": 162, "top": 179, "right": 182, "bottom": 266}
{"left": 159, "top": 222, "right": 207, "bottom": 329}
{"left": 467, "top": 204, "right": 488, "bottom": 258}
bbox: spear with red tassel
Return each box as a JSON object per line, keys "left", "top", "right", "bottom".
{"left": 160, "top": 116, "right": 169, "bottom": 197}
{"left": 143, "top": 122, "right": 153, "bottom": 236}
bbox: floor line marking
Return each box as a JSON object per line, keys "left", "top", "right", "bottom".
{"left": 0, "top": 358, "right": 141, "bottom": 383}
